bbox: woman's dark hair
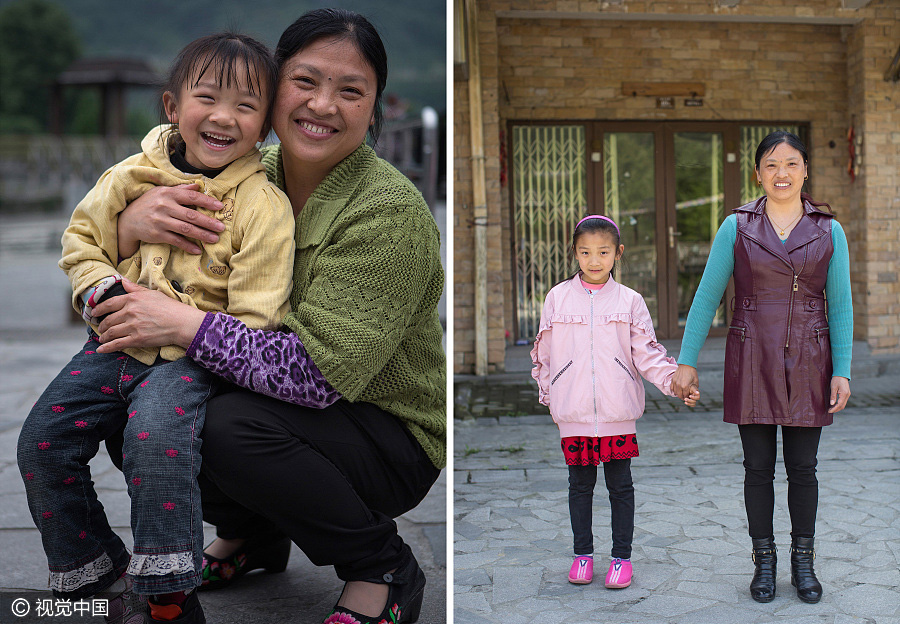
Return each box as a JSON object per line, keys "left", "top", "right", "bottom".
{"left": 275, "top": 8, "right": 388, "bottom": 144}
{"left": 570, "top": 215, "right": 623, "bottom": 279}
{"left": 754, "top": 130, "right": 808, "bottom": 169}
{"left": 159, "top": 32, "right": 278, "bottom": 149}
{"left": 754, "top": 130, "right": 832, "bottom": 213}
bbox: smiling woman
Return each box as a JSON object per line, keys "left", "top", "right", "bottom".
{"left": 273, "top": 36, "right": 380, "bottom": 204}
{"left": 89, "top": 8, "right": 445, "bottom": 624}
{"left": 672, "top": 131, "right": 853, "bottom": 605}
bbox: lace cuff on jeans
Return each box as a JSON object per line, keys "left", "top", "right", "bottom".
{"left": 127, "top": 551, "right": 194, "bottom": 577}
{"left": 49, "top": 552, "right": 114, "bottom": 593}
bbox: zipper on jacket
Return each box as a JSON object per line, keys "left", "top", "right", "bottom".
{"left": 814, "top": 327, "right": 828, "bottom": 343}
{"left": 784, "top": 247, "right": 808, "bottom": 351}
{"left": 589, "top": 289, "right": 598, "bottom": 438}
{"left": 785, "top": 274, "right": 798, "bottom": 349}
{"left": 729, "top": 326, "right": 746, "bottom": 343}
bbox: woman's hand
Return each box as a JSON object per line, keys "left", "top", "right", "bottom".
{"left": 93, "top": 279, "right": 207, "bottom": 353}
{"left": 117, "top": 184, "right": 225, "bottom": 258}
{"left": 828, "top": 376, "right": 851, "bottom": 413}
{"left": 672, "top": 364, "right": 700, "bottom": 400}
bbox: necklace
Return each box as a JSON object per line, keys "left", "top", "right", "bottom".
{"left": 766, "top": 210, "right": 803, "bottom": 238}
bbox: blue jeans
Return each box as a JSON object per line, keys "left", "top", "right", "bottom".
{"left": 18, "top": 336, "right": 215, "bottom": 597}
{"left": 568, "top": 460, "right": 634, "bottom": 559}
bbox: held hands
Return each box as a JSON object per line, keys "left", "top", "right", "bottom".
{"left": 683, "top": 385, "right": 700, "bottom": 408}
{"left": 828, "top": 376, "right": 851, "bottom": 413}
{"left": 117, "top": 184, "right": 225, "bottom": 258}
{"left": 672, "top": 363, "right": 701, "bottom": 407}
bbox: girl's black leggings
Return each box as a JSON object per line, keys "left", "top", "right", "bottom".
{"left": 568, "top": 460, "right": 634, "bottom": 559}
{"left": 738, "top": 424, "right": 822, "bottom": 539}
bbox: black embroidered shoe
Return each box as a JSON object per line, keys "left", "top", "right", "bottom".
{"left": 199, "top": 534, "right": 291, "bottom": 591}
{"left": 323, "top": 544, "right": 426, "bottom": 624}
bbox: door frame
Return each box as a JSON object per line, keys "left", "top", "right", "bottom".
{"left": 507, "top": 119, "right": 809, "bottom": 341}
{"left": 590, "top": 121, "right": 740, "bottom": 338}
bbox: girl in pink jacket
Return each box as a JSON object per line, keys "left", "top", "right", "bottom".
{"left": 531, "top": 215, "right": 698, "bottom": 589}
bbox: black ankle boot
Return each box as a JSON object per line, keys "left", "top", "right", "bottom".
{"left": 791, "top": 536, "right": 822, "bottom": 603}
{"left": 750, "top": 537, "right": 777, "bottom": 603}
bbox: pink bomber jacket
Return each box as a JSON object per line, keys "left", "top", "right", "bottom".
{"left": 530, "top": 275, "right": 678, "bottom": 439}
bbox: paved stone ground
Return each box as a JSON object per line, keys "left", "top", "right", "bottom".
{"left": 454, "top": 354, "right": 900, "bottom": 623}
{"left": 0, "top": 244, "right": 446, "bottom": 623}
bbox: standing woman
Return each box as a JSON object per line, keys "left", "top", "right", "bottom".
{"left": 93, "top": 9, "right": 444, "bottom": 624}
{"left": 671, "top": 131, "right": 852, "bottom": 604}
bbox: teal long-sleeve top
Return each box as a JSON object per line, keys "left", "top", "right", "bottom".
{"left": 678, "top": 214, "right": 853, "bottom": 379}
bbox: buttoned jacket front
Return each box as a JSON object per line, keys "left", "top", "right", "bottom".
{"left": 60, "top": 125, "right": 295, "bottom": 365}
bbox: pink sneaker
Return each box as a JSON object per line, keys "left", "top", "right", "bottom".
{"left": 605, "top": 558, "right": 632, "bottom": 588}
{"left": 568, "top": 556, "right": 593, "bottom": 584}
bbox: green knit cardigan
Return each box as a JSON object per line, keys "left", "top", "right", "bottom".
{"left": 261, "top": 143, "right": 446, "bottom": 469}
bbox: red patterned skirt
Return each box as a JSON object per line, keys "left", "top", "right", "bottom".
{"left": 562, "top": 435, "right": 639, "bottom": 466}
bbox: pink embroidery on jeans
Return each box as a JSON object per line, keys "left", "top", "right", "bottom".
{"left": 75, "top": 421, "right": 87, "bottom": 428}
{"left": 132, "top": 478, "right": 141, "bottom": 486}
{"left": 25, "top": 472, "right": 34, "bottom": 480}
{"left": 174, "top": 407, "right": 185, "bottom": 416}
{"left": 100, "top": 386, "right": 114, "bottom": 395}
{"left": 137, "top": 432, "right": 149, "bottom": 441}
{"left": 165, "top": 449, "right": 178, "bottom": 458}
{"left": 85, "top": 351, "right": 96, "bottom": 355}
{"left": 181, "top": 376, "right": 193, "bottom": 382}
{"left": 42, "top": 511, "right": 53, "bottom": 519}
{"left": 38, "top": 442, "right": 50, "bottom": 450}
{"left": 140, "top": 381, "right": 149, "bottom": 388}
{"left": 63, "top": 477, "right": 76, "bottom": 484}
{"left": 70, "top": 371, "right": 81, "bottom": 376}
{"left": 117, "top": 356, "right": 126, "bottom": 360}
{"left": 51, "top": 405, "right": 65, "bottom": 413}
{"left": 121, "top": 374, "right": 133, "bottom": 382}
{"left": 79, "top": 531, "right": 87, "bottom": 539}
{"left": 163, "top": 502, "right": 175, "bottom": 510}
{"left": 129, "top": 411, "right": 136, "bottom": 419}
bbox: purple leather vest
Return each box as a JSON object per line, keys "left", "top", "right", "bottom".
{"left": 723, "top": 197, "right": 834, "bottom": 427}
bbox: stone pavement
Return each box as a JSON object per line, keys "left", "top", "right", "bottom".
{"left": 454, "top": 352, "right": 900, "bottom": 623}
{"left": 0, "top": 243, "right": 446, "bottom": 623}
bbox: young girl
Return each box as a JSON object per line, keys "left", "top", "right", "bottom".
{"left": 531, "top": 215, "right": 698, "bottom": 589}
{"left": 17, "top": 33, "right": 294, "bottom": 623}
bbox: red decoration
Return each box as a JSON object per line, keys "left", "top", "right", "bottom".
{"left": 847, "top": 125, "right": 856, "bottom": 183}
{"left": 499, "top": 130, "right": 507, "bottom": 187}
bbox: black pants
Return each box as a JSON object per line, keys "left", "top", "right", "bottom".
{"left": 568, "top": 460, "right": 634, "bottom": 559}
{"left": 738, "top": 424, "right": 822, "bottom": 540}
{"left": 197, "top": 390, "right": 440, "bottom": 582}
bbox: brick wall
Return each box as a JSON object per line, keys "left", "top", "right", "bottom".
{"left": 454, "top": 0, "right": 900, "bottom": 373}
{"left": 454, "top": 7, "right": 508, "bottom": 373}
{"left": 850, "top": 2, "right": 900, "bottom": 352}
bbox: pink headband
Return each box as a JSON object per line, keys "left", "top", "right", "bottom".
{"left": 576, "top": 214, "right": 619, "bottom": 236}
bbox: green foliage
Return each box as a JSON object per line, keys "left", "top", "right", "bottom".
{"left": 59, "top": 0, "right": 445, "bottom": 111}
{"left": 0, "top": 0, "right": 81, "bottom": 133}
{"left": 0, "top": 0, "right": 444, "bottom": 137}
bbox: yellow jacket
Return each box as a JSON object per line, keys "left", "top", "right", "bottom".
{"left": 60, "top": 125, "right": 295, "bottom": 365}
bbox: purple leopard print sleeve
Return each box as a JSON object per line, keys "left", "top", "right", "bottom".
{"left": 186, "top": 312, "right": 341, "bottom": 408}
